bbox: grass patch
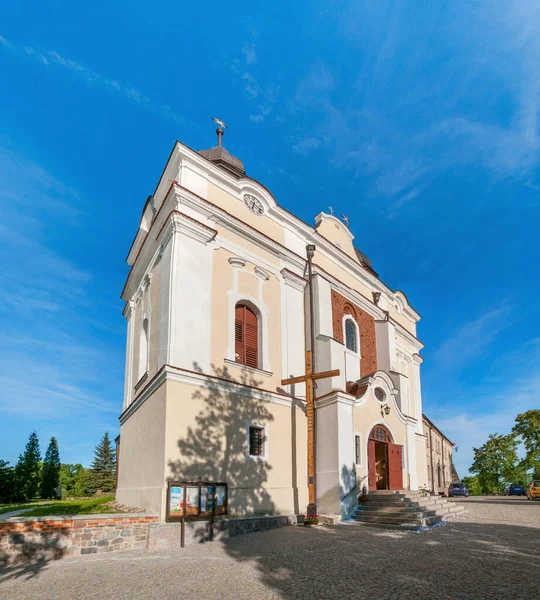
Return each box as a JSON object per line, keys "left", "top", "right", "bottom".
{"left": 12, "top": 496, "right": 116, "bottom": 517}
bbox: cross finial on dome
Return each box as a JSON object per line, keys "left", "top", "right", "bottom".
{"left": 211, "top": 117, "right": 227, "bottom": 147}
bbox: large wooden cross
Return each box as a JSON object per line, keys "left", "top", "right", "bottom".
{"left": 281, "top": 350, "right": 339, "bottom": 515}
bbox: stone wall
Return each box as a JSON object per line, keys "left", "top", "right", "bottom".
{"left": 147, "top": 515, "right": 294, "bottom": 550}
{"left": 0, "top": 514, "right": 158, "bottom": 565}
{"left": 0, "top": 513, "right": 293, "bottom": 565}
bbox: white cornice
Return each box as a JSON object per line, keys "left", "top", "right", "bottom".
{"left": 122, "top": 300, "right": 135, "bottom": 320}
{"left": 313, "top": 268, "right": 384, "bottom": 321}
{"left": 173, "top": 185, "right": 305, "bottom": 270}
{"left": 126, "top": 142, "right": 422, "bottom": 324}
{"left": 157, "top": 211, "right": 217, "bottom": 248}
{"left": 395, "top": 323, "right": 424, "bottom": 352}
{"left": 280, "top": 268, "right": 307, "bottom": 292}
{"left": 315, "top": 391, "right": 355, "bottom": 410}
{"left": 119, "top": 365, "right": 303, "bottom": 425}
{"left": 126, "top": 228, "right": 147, "bottom": 267}
{"left": 216, "top": 237, "right": 281, "bottom": 278}
{"left": 254, "top": 266, "right": 270, "bottom": 281}
{"left": 228, "top": 256, "right": 246, "bottom": 269}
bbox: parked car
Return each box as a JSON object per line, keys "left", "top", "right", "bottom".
{"left": 526, "top": 480, "right": 540, "bottom": 500}
{"left": 448, "top": 482, "right": 469, "bottom": 497}
{"left": 503, "top": 484, "right": 526, "bottom": 496}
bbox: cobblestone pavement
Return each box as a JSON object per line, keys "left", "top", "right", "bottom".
{"left": 1, "top": 497, "right": 538, "bottom": 600}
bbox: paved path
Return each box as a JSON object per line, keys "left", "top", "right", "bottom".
{"left": 0, "top": 507, "right": 37, "bottom": 519}
{"left": 1, "top": 497, "right": 538, "bottom": 600}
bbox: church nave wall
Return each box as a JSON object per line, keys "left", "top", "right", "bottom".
{"left": 163, "top": 379, "right": 308, "bottom": 518}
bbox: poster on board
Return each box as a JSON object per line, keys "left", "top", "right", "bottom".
{"left": 169, "top": 486, "right": 183, "bottom": 513}
{"left": 186, "top": 486, "right": 200, "bottom": 516}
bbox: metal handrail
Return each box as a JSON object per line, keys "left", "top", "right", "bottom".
{"left": 341, "top": 474, "right": 369, "bottom": 502}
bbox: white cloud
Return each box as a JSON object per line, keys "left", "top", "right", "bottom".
{"left": 242, "top": 43, "right": 257, "bottom": 65}
{"left": 434, "top": 303, "right": 513, "bottom": 370}
{"left": 291, "top": 137, "right": 322, "bottom": 155}
{"left": 429, "top": 373, "right": 540, "bottom": 477}
{"left": 426, "top": 337, "right": 540, "bottom": 476}
{"left": 231, "top": 38, "right": 280, "bottom": 124}
{"left": 0, "top": 34, "right": 187, "bottom": 126}
{"left": 287, "top": 2, "right": 540, "bottom": 209}
{"left": 387, "top": 188, "right": 420, "bottom": 219}
{"left": 0, "top": 144, "right": 121, "bottom": 432}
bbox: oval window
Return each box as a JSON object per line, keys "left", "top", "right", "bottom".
{"left": 374, "top": 387, "right": 386, "bottom": 402}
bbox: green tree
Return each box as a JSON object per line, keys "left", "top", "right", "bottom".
{"left": 512, "top": 410, "right": 540, "bottom": 479}
{"left": 86, "top": 432, "right": 116, "bottom": 494}
{"left": 0, "top": 459, "right": 15, "bottom": 503}
{"left": 461, "top": 475, "right": 482, "bottom": 496}
{"left": 73, "top": 465, "right": 89, "bottom": 496}
{"left": 14, "top": 431, "right": 41, "bottom": 501}
{"left": 41, "top": 437, "right": 61, "bottom": 499}
{"left": 60, "top": 463, "right": 89, "bottom": 497}
{"left": 470, "top": 433, "right": 520, "bottom": 494}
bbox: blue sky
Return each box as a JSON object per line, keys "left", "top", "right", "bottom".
{"left": 0, "top": 1, "right": 538, "bottom": 476}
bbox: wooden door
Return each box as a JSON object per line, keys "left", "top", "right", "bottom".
{"left": 388, "top": 444, "right": 403, "bottom": 490}
{"left": 368, "top": 440, "right": 377, "bottom": 491}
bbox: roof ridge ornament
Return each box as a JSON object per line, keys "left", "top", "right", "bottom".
{"left": 211, "top": 117, "right": 228, "bottom": 147}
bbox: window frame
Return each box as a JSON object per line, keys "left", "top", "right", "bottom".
{"left": 354, "top": 433, "right": 362, "bottom": 466}
{"left": 137, "top": 314, "right": 150, "bottom": 383}
{"left": 343, "top": 316, "right": 360, "bottom": 355}
{"left": 246, "top": 421, "right": 268, "bottom": 462}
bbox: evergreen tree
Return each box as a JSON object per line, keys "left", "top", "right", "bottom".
{"left": 86, "top": 432, "right": 116, "bottom": 494}
{"left": 73, "top": 465, "right": 90, "bottom": 497}
{"left": 41, "top": 437, "right": 61, "bottom": 499}
{"left": 14, "top": 431, "right": 41, "bottom": 501}
{"left": 0, "top": 460, "right": 15, "bottom": 503}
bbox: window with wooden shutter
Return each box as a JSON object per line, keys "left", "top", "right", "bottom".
{"left": 235, "top": 304, "right": 259, "bottom": 369}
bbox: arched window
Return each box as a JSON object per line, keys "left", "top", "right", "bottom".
{"left": 235, "top": 304, "right": 259, "bottom": 369}
{"left": 369, "top": 424, "right": 394, "bottom": 443}
{"left": 138, "top": 317, "right": 149, "bottom": 380}
{"left": 344, "top": 318, "right": 358, "bottom": 353}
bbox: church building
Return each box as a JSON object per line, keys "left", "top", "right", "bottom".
{"left": 116, "top": 128, "right": 429, "bottom": 521}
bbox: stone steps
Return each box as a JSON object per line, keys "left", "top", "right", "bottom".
{"left": 352, "top": 513, "right": 442, "bottom": 527}
{"left": 349, "top": 490, "right": 464, "bottom": 530}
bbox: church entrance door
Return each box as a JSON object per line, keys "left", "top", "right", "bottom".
{"left": 368, "top": 425, "right": 403, "bottom": 491}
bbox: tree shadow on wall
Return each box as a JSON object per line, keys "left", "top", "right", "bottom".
{"left": 0, "top": 528, "right": 70, "bottom": 584}
{"left": 167, "top": 363, "right": 278, "bottom": 539}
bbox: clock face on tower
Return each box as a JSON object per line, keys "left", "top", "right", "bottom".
{"left": 243, "top": 194, "right": 264, "bottom": 215}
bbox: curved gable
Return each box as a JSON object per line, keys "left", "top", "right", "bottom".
{"left": 314, "top": 212, "right": 357, "bottom": 260}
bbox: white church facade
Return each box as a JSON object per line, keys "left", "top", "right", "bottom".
{"left": 116, "top": 132, "right": 428, "bottom": 521}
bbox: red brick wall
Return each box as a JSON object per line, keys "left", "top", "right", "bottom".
{"left": 331, "top": 289, "right": 377, "bottom": 377}
{"left": 0, "top": 515, "right": 158, "bottom": 562}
